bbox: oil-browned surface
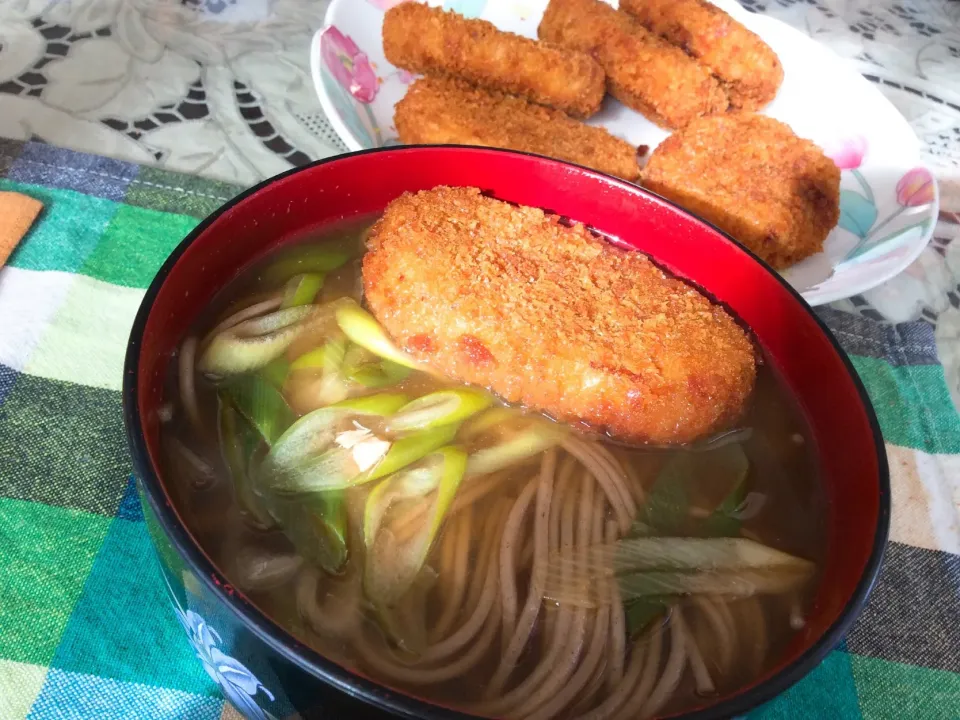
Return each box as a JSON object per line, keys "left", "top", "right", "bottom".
{"left": 538, "top": 0, "right": 728, "bottom": 129}
{"left": 642, "top": 113, "right": 841, "bottom": 269}
{"left": 395, "top": 77, "right": 640, "bottom": 181}
{"left": 383, "top": 2, "right": 605, "bottom": 119}
{"left": 620, "top": 0, "right": 783, "bottom": 110}
{"left": 363, "top": 187, "right": 757, "bottom": 445}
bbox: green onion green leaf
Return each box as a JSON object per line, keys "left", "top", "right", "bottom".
{"left": 364, "top": 447, "right": 467, "bottom": 605}
{"left": 198, "top": 305, "right": 317, "bottom": 376}
{"left": 262, "top": 247, "right": 351, "bottom": 285}
{"left": 385, "top": 389, "right": 493, "bottom": 436}
{"left": 281, "top": 273, "right": 325, "bottom": 309}
{"left": 335, "top": 299, "right": 418, "bottom": 369}
{"left": 222, "top": 373, "right": 295, "bottom": 447}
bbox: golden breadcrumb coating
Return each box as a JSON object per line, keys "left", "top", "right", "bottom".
{"left": 383, "top": 2, "right": 605, "bottom": 119}
{"left": 394, "top": 77, "right": 640, "bottom": 182}
{"left": 538, "top": 0, "right": 728, "bottom": 129}
{"left": 363, "top": 186, "right": 756, "bottom": 445}
{"left": 642, "top": 113, "right": 841, "bottom": 269}
{"left": 620, "top": 0, "right": 783, "bottom": 110}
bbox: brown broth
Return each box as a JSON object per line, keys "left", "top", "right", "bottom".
{"left": 159, "top": 218, "right": 826, "bottom": 719}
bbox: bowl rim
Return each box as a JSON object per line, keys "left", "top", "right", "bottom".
{"left": 123, "top": 144, "right": 890, "bottom": 720}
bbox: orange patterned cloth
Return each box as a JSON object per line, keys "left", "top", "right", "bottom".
{"left": 0, "top": 191, "right": 43, "bottom": 267}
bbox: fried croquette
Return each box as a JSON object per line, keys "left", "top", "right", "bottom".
{"left": 394, "top": 77, "right": 640, "bottom": 182}
{"left": 383, "top": 2, "right": 605, "bottom": 119}
{"left": 642, "top": 113, "right": 840, "bottom": 269}
{"left": 620, "top": 0, "right": 783, "bottom": 110}
{"left": 363, "top": 186, "right": 757, "bottom": 445}
{"left": 538, "top": 0, "right": 728, "bottom": 129}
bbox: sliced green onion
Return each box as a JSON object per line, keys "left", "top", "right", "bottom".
{"left": 466, "top": 420, "right": 566, "bottom": 476}
{"left": 262, "top": 420, "right": 385, "bottom": 494}
{"left": 198, "top": 305, "right": 317, "bottom": 376}
{"left": 637, "top": 443, "right": 750, "bottom": 537}
{"left": 335, "top": 299, "right": 418, "bottom": 369}
{"left": 460, "top": 406, "right": 516, "bottom": 440}
{"left": 286, "top": 374, "right": 352, "bottom": 413}
{"left": 263, "top": 405, "right": 343, "bottom": 475}
{"left": 219, "top": 402, "right": 274, "bottom": 529}
{"left": 261, "top": 357, "right": 290, "bottom": 390}
{"left": 290, "top": 333, "right": 347, "bottom": 373}
{"left": 363, "top": 462, "right": 444, "bottom": 548}
{"left": 343, "top": 345, "right": 411, "bottom": 388}
{"left": 635, "top": 468, "right": 688, "bottom": 537}
{"left": 222, "top": 374, "right": 295, "bottom": 446}
{"left": 546, "top": 536, "right": 814, "bottom": 575}
{"left": 308, "top": 491, "right": 349, "bottom": 573}
{"left": 271, "top": 493, "right": 349, "bottom": 575}
{"left": 288, "top": 340, "right": 409, "bottom": 411}
{"left": 290, "top": 346, "right": 329, "bottom": 371}
{"left": 260, "top": 393, "right": 408, "bottom": 494}
{"left": 610, "top": 537, "right": 813, "bottom": 574}
{"left": 263, "top": 247, "right": 351, "bottom": 285}
{"left": 334, "top": 392, "right": 409, "bottom": 416}
{"left": 362, "top": 423, "right": 460, "bottom": 484}
{"left": 385, "top": 389, "right": 492, "bottom": 436}
{"left": 364, "top": 447, "right": 467, "bottom": 605}
{"left": 542, "top": 537, "right": 815, "bottom": 606}
{"left": 616, "top": 567, "right": 812, "bottom": 600}
{"left": 703, "top": 482, "right": 751, "bottom": 537}
{"left": 287, "top": 335, "right": 350, "bottom": 409}
{"left": 348, "top": 358, "right": 411, "bottom": 388}
{"left": 266, "top": 441, "right": 382, "bottom": 495}
{"left": 281, "top": 273, "right": 324, "bottom": 309}
{"left": 624, "top": 598, "right": 666, "bottom": 641}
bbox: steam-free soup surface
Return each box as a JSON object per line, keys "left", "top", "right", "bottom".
{"left": 161, "top": 218, "right": 824, "bottom": 720}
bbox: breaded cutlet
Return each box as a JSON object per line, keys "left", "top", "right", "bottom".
{"left": 538, "top": 0, "right": 728, "bottom": 130}
{"left": 363, "top": 187, "right": 756, "bottom": 445}
{"left": 383, "top": 2, "right": 605, "bottom": 119}
{"left": 620, "top": 0, "right": 783, "bottom": 110}
{"left": 642, "top": 113, "right": 840, "bottom": 269}
{"left": 394, "top": 77, "right": 640, "bottom": 182}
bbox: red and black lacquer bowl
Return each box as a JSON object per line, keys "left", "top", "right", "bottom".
{"left": 123, "top": 146, "right": 889, "bottom": 720}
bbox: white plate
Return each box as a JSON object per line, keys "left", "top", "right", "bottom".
{"left": 311, "top": 0, "right": 939, "bottom": 306}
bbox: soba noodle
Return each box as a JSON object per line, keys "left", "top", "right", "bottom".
{"left": 161, "top": 224, "right": 824, "bottom": 719}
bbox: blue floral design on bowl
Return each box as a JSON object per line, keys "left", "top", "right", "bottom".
{"left": 173, "top": 605, "right": 278, "bottom": 720}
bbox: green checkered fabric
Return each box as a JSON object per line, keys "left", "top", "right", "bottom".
{"left": 1, "top": 139, "right": 958, "bottom": 719}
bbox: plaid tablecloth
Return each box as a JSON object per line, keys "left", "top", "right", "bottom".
{"left": 0, "top": 137, "right": 959, "bottom": 719}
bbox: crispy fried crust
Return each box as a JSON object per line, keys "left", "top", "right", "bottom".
{"left": 363, "top": 187, "right": 756, "bottom": 445}
{"left": 382, "top": 2, "right": 605, "bottom": 119}
{"left": 394, "top": 77, "right": 640, "bottom": 182}
{"left": 642, "top": 113, "right": 841, "bottom": 269}
{"left": 538, "top": 0, "right": 728, "bottom": 129}
{"left": 620, "top": 0, "right": 783, "bottom": 110}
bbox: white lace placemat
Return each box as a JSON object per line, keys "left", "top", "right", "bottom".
{"left": 0, "top": 0, "right": 955, "bottom": 186}
{"left": 746, "top": 0, "right": 959, "bottom": 203}
{"left": 0, "top": 0, "right": 347, "bottom": 187}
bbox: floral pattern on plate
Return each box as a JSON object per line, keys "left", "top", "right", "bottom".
{"left": 824, "top": 136, "right": 937, "bottom": 265}
{"left": 319, "top": 26, "right": 383, "bottom": 147}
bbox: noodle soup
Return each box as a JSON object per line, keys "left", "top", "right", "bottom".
{"left": 160, "top": 218, "right": 825, "bottom": 720}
